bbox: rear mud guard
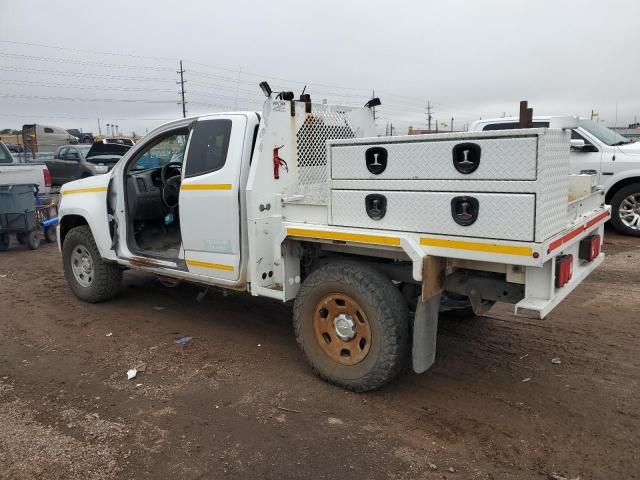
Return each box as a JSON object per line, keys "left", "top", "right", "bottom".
{"left": 412, "top": 256, "right": 445, "bottom": 374}
{"left": 412, "top": 293, "right": 441, "bottom": 374}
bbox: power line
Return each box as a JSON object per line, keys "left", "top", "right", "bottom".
{"left": 0, "top": 78, "right": 175, "bottom": 93}
{"left": 0, "top": 65, "right": 175, "bottom": 83}
{"left": 0, "top": 93, "right": 176, "bottom": 104}
{"left": 0, "top": 52, "right": 175, "bottom": 71}
{"left": 0, "top": 39, "right": 179, "bottom": 62}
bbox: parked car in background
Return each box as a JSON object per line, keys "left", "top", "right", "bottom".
{"left": 46, "top": 143, "right": 130, "bottom": 185}
{"left": 22, "top": 124, "right": 79, "bottom": 158}
{"left": 0, "top": 141, "right": 51, "bottom": 194}
{"left": 100, "top": 137, "right": 135, "bottom": 147}
{"left": 470, "top": 117, "right": 640, "bottom": 236}
{"left": 67, "top": 129, "right": 95, "bottom": 144}
{"left": 4, "top": 142, "right": 24, "bottom": 153}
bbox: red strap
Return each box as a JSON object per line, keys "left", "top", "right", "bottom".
{"left": 273, "top": 145, "right": 288, "bottom": 179}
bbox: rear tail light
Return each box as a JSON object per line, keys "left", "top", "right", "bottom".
{"left": 555, "top": 254, "right": 573, "bottom": 288}
{"left": 579, "top": 234, "right": 601, "bottom": 262}
{"left": 43, "top": 167, "right": 52, "bottom": 188}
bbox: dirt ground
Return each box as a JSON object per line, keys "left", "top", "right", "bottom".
{"left": 0, "top": 229, "right": 638, "bottom": 480}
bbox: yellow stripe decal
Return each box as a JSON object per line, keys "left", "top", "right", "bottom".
{"left": 181, "top": 184, "right": 233, "bottom": 191}
{"left": 420, "top": 237, "right": 532, "bottom": 256}
{"left": 62, "top": 187, "right": 108, "bottom": 195}
{"left": 186, "top": 259, "right": 235, "bottom": 271}
{"left": 287, "top": 228, "right": 401, "bottom": 246}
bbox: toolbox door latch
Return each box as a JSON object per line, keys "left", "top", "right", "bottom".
{"left": 451, "top": 196, "right": 479, "bottom": 226}
{"left": 365, "top": 194, "right": 387, "bottom": 220}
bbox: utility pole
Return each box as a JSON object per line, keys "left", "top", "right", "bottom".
{"left": 97, "top": 118, "right": 102, "bottom": 136}
{"left": 177, "top": 60, "right": 187, "bottom": 118}
{"left": 426, "top": 101, "right": 433, "bottom": 131}
{"left": 450, "top": 117, "right": 454, "bottom": 132}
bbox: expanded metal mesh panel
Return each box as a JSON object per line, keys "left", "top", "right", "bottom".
{"left": 295, "top": 107, "right": 355, "bottom": 204}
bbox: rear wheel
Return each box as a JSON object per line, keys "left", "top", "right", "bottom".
{"left": 44, "top": 227, "right": 56, "bottom": 243}
{"left": 26, "top": 230, "right": 40, "bottom": 250}
{"left": 610, "top": 182, "right": 640, "bottom": 236}
{"left": 0, "top": 233, "right": 9, "bottom": 251}
{"left": 62, "top": 225, "right": 122, "bottom": 303}
{"left": 293, "top": 261, "right": 410, "bottom": 392}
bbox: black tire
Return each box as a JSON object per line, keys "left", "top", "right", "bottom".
{"left": 26, "top": 230, "right": 40, "bottom": 250}
{"left": 0, "top": 233, "right": 9, "bottom": 251}
{"left": 44, "top": 226, "right": 56, "bottom": 243}
{"left": 62, "top": 225, "right": 122, "bottom": 303}
{"left": 16, "top": 232, "right": 26, "bottom": 245}
{"left": 610, "top": 182, "right": 640, "bottom": 236}
{"left": 293, "top": 260, "right": 410, "bottom": 392}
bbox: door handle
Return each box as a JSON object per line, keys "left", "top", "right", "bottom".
{"left": 580, "top": 170, "right": 598, "bottom": 175}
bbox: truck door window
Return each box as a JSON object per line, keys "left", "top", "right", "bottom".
{"left": 130, "top": 130, "right": 189, "bottom": 171}
{"left": 184, "top": 119, "right": 232, "bottom": 178}
{"left": 67, "top": 149, "right": 80, "bottom": 160}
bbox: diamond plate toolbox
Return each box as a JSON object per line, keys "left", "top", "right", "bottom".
{"left": 328, "top": 129, "right": 570, "bottom": 242}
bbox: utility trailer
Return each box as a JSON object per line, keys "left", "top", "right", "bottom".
{"left": 56, "top": 94, "right": 609, "bottom": 391}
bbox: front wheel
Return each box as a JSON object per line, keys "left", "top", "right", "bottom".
{"left": 610, "top": 182, "right": 640, "bottom": 236}
{"left": 293, "top": 261, "right": 410, "bottom": 392}
{"left": 62, "top": 225, "right": 122, "bottom": 303}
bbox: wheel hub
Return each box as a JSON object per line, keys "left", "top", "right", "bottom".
{"left": 333, "top": 313, "right": 356, "bottom": 341}
{"left": 312, "top": 293, "right": 372, "bottom": 366}
{"left": 70, "top": 245, "right": 94, "bottom": 287}
{"left": 619, "top": 194, "right": 640, "bottom": 230}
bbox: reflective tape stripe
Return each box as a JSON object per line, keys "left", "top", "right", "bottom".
{"left": 61, "top": 187, "right": 108, "bottom": 195}
{"left": 286, "top": 228, "right": 401, "bottom": 246}
{"left": 420, "top": 237, "right": 533, "bottom": 256}
{"left": 186, "top": 259, "right": 235, "bottom": 271}
{"left": 181, "top": 184, "right": 233, "bottom": 191}
{"left": 548, "top": 210, "right": 610, "bottom": 253}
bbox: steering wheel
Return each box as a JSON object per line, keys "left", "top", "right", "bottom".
{"left": 160, "top": 161, "right": 182, "bottom": 208}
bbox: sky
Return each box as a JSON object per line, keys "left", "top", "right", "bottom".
{"left": 1, "top": 0, "right": 639, "bottom": 136}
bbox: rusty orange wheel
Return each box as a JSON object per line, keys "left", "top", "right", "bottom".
{"left": 312, "top": 293, "right": 372, "bottom": 365}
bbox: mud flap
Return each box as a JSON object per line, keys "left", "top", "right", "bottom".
{"left": 412, "top": 256, "right": 445, "bottom": 374}
{"left": 412, "top": 292, "right": 442, "bottom": 374}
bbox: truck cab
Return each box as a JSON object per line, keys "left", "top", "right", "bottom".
{"left": 471, "top": 117, "right": 640, "bottom": 235}
{"left": 59, "top": 112, "right": 259, "bottom": 288}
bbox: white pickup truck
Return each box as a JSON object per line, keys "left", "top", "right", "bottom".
{"left": 471, "top": 117, "right": 640, "bottom": 236}
{"left": 0, "top": 141, "right": 52, "bottom": 194}
{"left": 56, "top": 93, "right": 609, "bottom": 391}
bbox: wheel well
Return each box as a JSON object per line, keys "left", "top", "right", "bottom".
{"left": 59, "top": 215, "right": 88, "bottom": 247}
{"left": 605, "top": 177, "right": 640, "bottom": 204}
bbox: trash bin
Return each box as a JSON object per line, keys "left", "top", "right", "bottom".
{"left": 0, "top": 184, "right": 37, "bottom": 214}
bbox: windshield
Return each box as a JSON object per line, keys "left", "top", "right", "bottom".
{"left": 579, "top": 120, "right": 632, "bottom": 146}
{"left": 77, "top": 145, "right": 92, "bottom": 155}
{"left": 0, "top": 142, "right": 12, "bottom": 163}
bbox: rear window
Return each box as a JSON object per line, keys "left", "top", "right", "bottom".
{"left": 184, "top": 119, "right": 232, "bottom": 178}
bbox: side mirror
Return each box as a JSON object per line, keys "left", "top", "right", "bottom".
{"left": 570, "top": 139, "right": 586, "bottom": 150}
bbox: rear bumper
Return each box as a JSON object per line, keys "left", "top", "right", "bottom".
{"left": 514, "top": 207, "right": 609, "bottom": 319}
